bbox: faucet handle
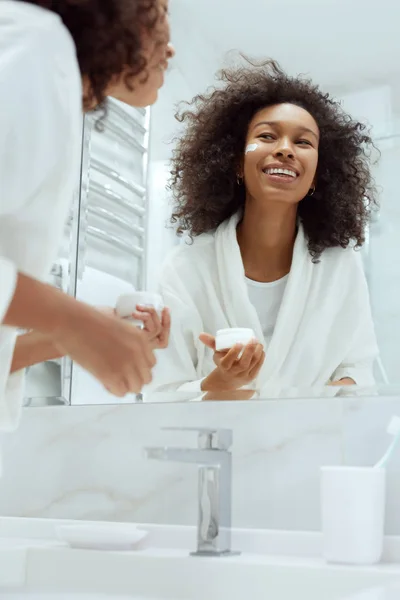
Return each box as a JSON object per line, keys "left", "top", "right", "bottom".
{"left": 162, "top": 427, "right": 233, "bottom": 450}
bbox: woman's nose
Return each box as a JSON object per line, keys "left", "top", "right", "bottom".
{"left": 274, "top": 137, "right": 295, "bottom": 159}
{"left": 274, "top": 147, "right": 295, "bottom": 159}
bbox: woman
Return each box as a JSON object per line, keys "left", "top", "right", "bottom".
{"left": 0, "top": 0, "right": 174, "bottom": 428}
{"left": 151, "top": 59, "right": 379, "bottom": 397}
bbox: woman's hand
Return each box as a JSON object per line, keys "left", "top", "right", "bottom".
{"left": 52, "top": 307, "right": 155, "bottom": 397}
{"left": 97, "top": 305, "right": 171, "bottom": 350}
{"left": 132, "top": 305, "right": 171, "bottom": 350}
{"left": 329, "top": 377, "right": 356, "bottom": 387}
{"left": 3, "top": 274, "right": 155, "bottom": 397}
{"left": 199, "top": 333, "right": 265, "bottom": 392}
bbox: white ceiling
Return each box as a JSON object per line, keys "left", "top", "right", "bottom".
{"left": 150, "top": 0, "right": 400, "bottom": 160}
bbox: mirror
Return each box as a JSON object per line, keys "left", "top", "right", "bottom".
{"left": 25, "top": 0, "right": 400, "bottom": 405}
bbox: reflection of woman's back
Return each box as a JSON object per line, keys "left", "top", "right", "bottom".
{"left": 150, "top": 59, "right": 379, "bottom": 397}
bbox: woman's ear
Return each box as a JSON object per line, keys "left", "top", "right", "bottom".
{"left": 236, "top": 157, "right": 244, "bottom": 179}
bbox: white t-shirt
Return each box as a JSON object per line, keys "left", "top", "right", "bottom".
{"left": 246, "top": 275, "right": 289, "bottom": 347}
{"left": 0, "top": 1, "right": 82, "bottom": 430}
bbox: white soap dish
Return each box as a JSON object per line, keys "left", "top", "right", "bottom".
{"left": 56, "top": 523, "right": 148, "bottom": 551}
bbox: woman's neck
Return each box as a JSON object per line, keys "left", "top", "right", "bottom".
{"left": 237, "top": 201, "right": 298, "bottom": 283}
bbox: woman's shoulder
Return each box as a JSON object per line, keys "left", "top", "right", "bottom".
{"left": 1, "top": 2, "right": 63, "bottom": 35}
{"left": 319, "top": 244, "right": 366, "bottom": 287}
{"left": 298, "top": 224, "right": 366, "bottom": 275}
{"left": 323, "top": 243, "right": 365, "bottom": 266}
{"left": 0, "top": 1, "right": 75, "bottom": 62}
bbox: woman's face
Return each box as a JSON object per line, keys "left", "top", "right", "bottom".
{"left": 241, "top": 103, "right": 319, "bottom": 205}
{"left": 108, "top": 0, "right": 175, "bottom": 107}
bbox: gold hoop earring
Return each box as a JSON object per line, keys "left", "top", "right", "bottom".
{"left": 308, "top": 186, "right": 316, "bottom": 196}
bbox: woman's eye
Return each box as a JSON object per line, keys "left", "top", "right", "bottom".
{"left": 297, "top": 139, "right": 312, "bottom": 146}
{"left": 259, "top": 134, "right": 274, "bottom": 140}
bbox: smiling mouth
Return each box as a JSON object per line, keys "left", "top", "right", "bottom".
{"left": 262, "top": 167, "right": 298, "bottom": 179}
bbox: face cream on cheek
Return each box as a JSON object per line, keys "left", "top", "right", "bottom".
{"left": 245, "top": 143, "right": 259, "bottom": 154}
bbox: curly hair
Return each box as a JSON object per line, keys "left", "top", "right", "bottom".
{"left": 22, "top": 0, "right": 164, "bottom": 110}
{"left": 170, "top": 59, "right": 378, "bottom": 260}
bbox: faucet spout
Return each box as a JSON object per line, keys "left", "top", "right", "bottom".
{"left": 144, "top": 446, "right": 229, "bottom": 466}
{"left": 144, "top": 428, "right": 239, "bottom": 557}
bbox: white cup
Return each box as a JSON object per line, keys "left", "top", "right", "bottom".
{"left": 321, "top": 466, "right": 386, "bottom": 565}
{"left": 115, "top": 292, "right": 164, "bottom": 328}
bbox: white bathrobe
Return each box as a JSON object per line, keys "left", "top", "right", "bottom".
{"left": 150, "top": 213, "right": 379, "bottom": 397}
{"left": 0, "top": 2, "right": 82, "bottom": 429}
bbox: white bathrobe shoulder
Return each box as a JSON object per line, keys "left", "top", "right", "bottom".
{"left": 0, "top": 1, "right": 82, "bottom": 428}
{"left": 152, "top": 213, "right": 379, "bottom": 396}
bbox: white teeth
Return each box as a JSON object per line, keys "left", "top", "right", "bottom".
{"left": 264, "top": 168, "right": 297, "bottom": 178}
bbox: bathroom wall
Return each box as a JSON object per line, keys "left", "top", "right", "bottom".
{"left": 368, "top": 139, "right": 400, "bottom": 384}
{"left": 145, "top": 159, "right": 179, "bottom": 291}
{"left": 338, "top": 86, "right": 399, "bottom": 383}
{"left": 0, "top": 397, "right": 399, "bottom": 534}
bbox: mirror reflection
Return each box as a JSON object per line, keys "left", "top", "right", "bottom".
{"left": 9, "top": 0, "right": 399, "bottom": 407}
{"left": 149, "top": 59, "right": 378, "bottom": 398}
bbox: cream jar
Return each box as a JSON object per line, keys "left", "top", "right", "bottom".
{"left": 116, "top": 292, "right": 164, "bottom": 327}
{"left": 215, "top": 328, "right": 256, "bottom": 352}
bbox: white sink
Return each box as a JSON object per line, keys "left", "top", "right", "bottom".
{"left": 3, "top": 591, "right": 400, "bottom": 600}
{"left": 0, "top": 597, "right": 152, "bottom": 600}
{"left": 2, "top": 546, "right": 399, "bottom": 600}
{"left": 1, "top": 519, "right": 400, "bottom": 600}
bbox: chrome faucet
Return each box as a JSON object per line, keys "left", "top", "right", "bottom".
{"left": 144, "top": 427, "right": 239, "bottom": 557}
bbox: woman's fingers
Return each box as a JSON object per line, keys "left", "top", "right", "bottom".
{"left": 199, "top": 333, "right": 216, "bottom": 350}
{"left": 220, "top": 344, "right": 243, "bottom": 370}
{"left": 221, "top": 340, "right": 265, "bottom": 382}
{"left": 236, "top": 341, "right": 258, "bottom": 371}
{"left": 249, "top": 343, "right": 264, "bottom": 369}
{"left": 157, "top": 308, "right": 171, "bottom": 348}
{"left": 130, "top": 306, "right": 172, "bottom": 350}
{"left": 133, "top": 305, "right": 161, "bottom": 336}
{"left": 249, "top": 349, "right": 266, "bottom": 379}
{"left": 132, "top": 311, "right": 152, "bottom": 330}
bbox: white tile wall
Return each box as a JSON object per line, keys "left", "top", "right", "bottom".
{"left": 0, "top": 397, "right": 399, "bottom": 534}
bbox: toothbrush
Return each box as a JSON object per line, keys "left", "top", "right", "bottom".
{"left": 374, "top": 415, "right": 400, "bottom": 469}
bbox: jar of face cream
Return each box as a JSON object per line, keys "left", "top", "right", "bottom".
{"left": 115, "top": 292, "right": 164, "bottom": 327}
{"left": 215, "top": 328, "right": 256, "bottom": 352}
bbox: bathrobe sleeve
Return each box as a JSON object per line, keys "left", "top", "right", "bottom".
{"left": 0, "top": 259, "right": 17, "bottom": 329}
{"left": 331, "top": 251, "right": 379, "bottom": 386}
{"left": 0, "top": 7, "right": 80, "bottom": 430}
{"left": 0, "top": 15, "right": 69, "bottom": 321}
{"left": 146, "top": 255, "right": 207, "bottom": 397}
{"left": 332, "top": 338, "right": 377, "bottom": 386}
